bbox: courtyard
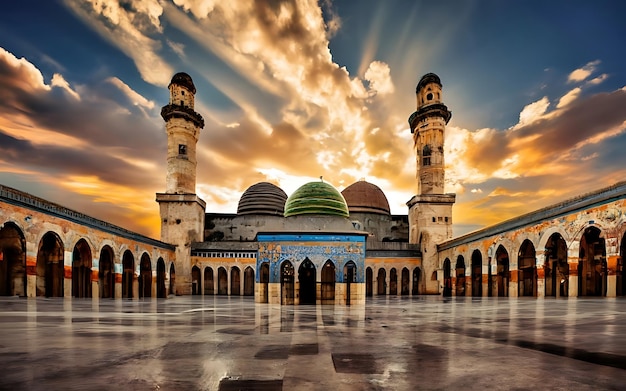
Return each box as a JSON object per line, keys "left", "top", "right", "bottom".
{"left": 0, "top": 296, "right": 625, "bottom": 390}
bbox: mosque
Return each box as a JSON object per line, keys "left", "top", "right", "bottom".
{"left": 1, "top": 72, "right": 625, "bottom": 302}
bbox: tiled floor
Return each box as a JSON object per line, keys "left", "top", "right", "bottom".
{"left": 0, "top": 295, "right": 625, "bottom": 390}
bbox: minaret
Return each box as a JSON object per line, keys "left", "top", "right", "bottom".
{"left": 406, "top": 73, "right": 455, "bottom": 294}
{"left": 156, "top": 72, "right": 206, "bottom": 296}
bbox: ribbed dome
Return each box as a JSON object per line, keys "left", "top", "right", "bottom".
{"left": 341, "top": 180, "right": 390, "bottom": 215}
{"left": 416, "top": 73, "right": 442, "bottom": 93}
{"left": 169, "top": 72, "right": 196, "bottom": 94}
{"left": 284, "top": 181, "right": 349, "bottom": 218}
{"left": 237, "top": 182, "right": 287, "bottom": 216}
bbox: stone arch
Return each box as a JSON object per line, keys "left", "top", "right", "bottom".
{"left": 321, "top": 260, "right": 336, "bottom": 304}
{"left": 281, "top": 260, "right": 295, "bottom": 305}
{"left": 493, "top": 245, "right": 509, "bottom": 297}
{"left": 471, "top": 249, "right": 482, "bottom": 297}
{"left": 98, "top": 245, "right": 115, "bottom": 299}
{"left": 377, "top": 267, "right": 387, "bottom": 295}
{"left": 231, "top": 266, "right": 241, "bottom": 295}
{"left": 0, "top": 221, "right": 26, "bottom": 296}
{"left": 72, "top": 238, "right": 93, "bottom": 298}
{"left": 455, "top": 255, "right": 465, "bottom": 296}
{"left": 217, "top": 266, "right": 228, "bottom": 295}
{"left": 121, "top": 250, "right": 134, "bottom": 299}
{"left": 204, "top": 266, "right": 214, "bottom": 295}
{"left": 139, "top": 253, "right": 152, "bottom": 298}
{"left": 389, "top": 268, "right": 398, "bottom": 295}
{"left": 36, "top": 231, "right": 64, "bottom": 297}
{"left": 365, "top": 266, "right": 373, "bottom": 297}
{"left": 244, "top": 266, "right": 254, "bottom": 296}
{"left": 538, "top": 226, "right": 569, "bottom": 251}
{"left": 156, "top": 258, "right": 166, "bottom": 298}
{"left": 544, "top": 232, "right": 568, "bottom": 297}
{"left": 518, "top": 239, "right": 537, "bottom": 297}
{"left": 401, "top": 267, "right": 410, "bottom": 295}
{"left": 578, "top": 226, "right": 607, "bottom": 296}
{"left": 443, "top": 258, "right": 452, "bottom": 297}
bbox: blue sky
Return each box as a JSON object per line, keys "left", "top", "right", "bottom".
{"left": 1, "top": 0, "right": 625, "bottom": 238}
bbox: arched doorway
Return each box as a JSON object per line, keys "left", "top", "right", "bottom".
{"left": 281, "top": 261, "right": 294, "bottom": 305}
{"left": 389, "top": 268, "right": 397, "bottom": 295}
{"left": 344, "top": 261, "right": 356, "bottom": 305}
{"left": 36, "top": 232, "right": 64, "bottom": 297}
{"left": 244, "top": 266, "right": 254, "bottom": 296}
{"left": 401, "top": 268, "right": 410, "bottom": 295}
{"left": 204, "top": 267, "right": 214, "bottom": 295}
{"left": 545, "top": 233, "right": 568, "bottom": 297}
{"left": 321, "top": 260, "right": 335, "bottom": 305}
{"left": 260, "top": 263, "right": 269, "bottom": 303}
{"left": 578, "top": 227, "right": 606, "bottom": 296}
{"left": 298, "top": 259, "right": 316, "bottom": 304}
{"left": 518, "top": 239, "right": 536, "bottom": 297}
{"left": 122, "top": 250, "right": 134, "bottom": 299}
{"left": 494, "top": 245, "right": 509, "bottom": 297}
{"left": 191, "top": 265, "right": 201, "bottom": 295}
{"left": 169, "top": 263, "right": 175, "bottom": 296}
{"left": 72, "top": 239, "right": 92, "bottom": 298}
{"left": 377, "top": 268, "right": 386, "bottom": 295}
{"left": 98, "top": 246, "right": 114, "bottom": 299}
{"left": 443, "top": 258, "right": 452, "bottom": 297}
{"left": 412, "top": 268, "right": 421, "bottom": 295}
{"left": 156, "top": 258, "right": 166, "bottom": 298}
{"left": 0, "top": 222, "right": 26, "bottom": 296}
{"left": 471, "top": 250, "right": 482, "bottom": 297}
{"left": 366, "top": 267, "right": 373, "bottom": 297}
{"left": 218, "top": 267, "right": 228, "bottom": 295}
{"left": 455, "top": 256, "right": 465, "bottom": 296}
{"left": 139, "top": 253, "right": 152, "bottom": 298}
{"left": 231, "top": 267, "right": 241, "bottom": 296}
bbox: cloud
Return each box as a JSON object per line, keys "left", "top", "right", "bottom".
{"left": 516, "top": 97, "right": 550, "bottom": 127}
{"left": 556, "top": 87, "right": 581, "bottom": 109}
{"left": 567, "top": 60, "right": 600, "bottom": 83}
{"left": 364, "top": 61, "right": 395, "bottom": 95}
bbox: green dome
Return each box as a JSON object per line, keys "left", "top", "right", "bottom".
{"left": 284, "top": 181, "right": 349, "bottom": 218}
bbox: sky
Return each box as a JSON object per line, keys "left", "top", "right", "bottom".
{"left": 1, "top": 0, "right": 625, "bottom": 239}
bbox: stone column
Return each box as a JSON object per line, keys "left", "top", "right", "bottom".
{"left": 26, "top": 242, "right": 37, "bottom": 298}
{"left": 482, "top": 264, "right": 489, "bottom": 297}
{"left": 568, "top": 260, "right": 578, "bottom": 297}
{"left": 536, "top": 256, "right": 545, "bottom": 298}
{"left": 114, "top": 263, "right": 122, "bottom": 299}
{"left": 607, "top": 254, "right": 619, "bottom": 297}
{"left": 64, "top": 250, "right": 72, "bottom": 298}
{"left": 227, "top": 268, "right": 232, "bottom": 296}
{"left": 92, "top": 257, "right": 99, "bottom": 301}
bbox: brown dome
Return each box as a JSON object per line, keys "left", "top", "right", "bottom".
{"left": 237, "top": 182, "right": 287, "bottom": 216}
{"left": 341, "top": 180, "right": 390, "bottom": 215}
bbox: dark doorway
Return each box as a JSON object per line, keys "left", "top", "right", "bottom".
{"left": 122, "top": 250, "right": 134, "bottom": 299}
{"left": 0, "top": 222, "right": 26, "bottom": 296}
{"left": 156, "top": 258, "right": 166, "bottom": 298}
{"left": 471, "top": 250, "right": 482, "bottom": 297}
{"left": 72, "top": 239, "right": 92, "bottom": 298}
{"left": 218, "top": 267, "right": 228, "bottom": 295}
{"left": 169, "top": 263, "right": 175, "bottom": 296}
{"left": 344, "top": 261, "right": 356, "bottom": 305}
{"left": 244, "top": 267, "right": 254, "bottom": 296}
{"left": 260, "top": 263, "right": 269, "bottom": 303}
{"left": 389, "top": 268, "right": 397, "bottom": 295}
{"left": 377, "top": 268, "right": 386, "bottom": 295}
{"left": 545, "top": 233, "right": 568, "bottom": 297}
{"left": 204, "top": 267, "right": 214, "bottom": 295}
{"left": 139, "top": 253, "right": 151, "bottom": 298}
{"left": 282, "top": 261, "right": 295, "bottom": 305}
{"left": 518, "top": 240, "right": 536, "bottom": 297}
{"left": 321, "top": 260, "right": 335, "bottom": 305}
{"left": 231, "top": 267, "right": 241, "bottom": 296}
{"left": 401, "top": 268, "right": 410, "bottom": 295}
{"left": 37, "top": 232, "right": 64, "bottom": 297}
{"left": 578, "top": 227, "right": 606, "bottom": 296}
{"left": 366, "top": 267, "right": 373, "bottom": 297}
{"left": 98, "top": 246, "right": 114, "bottom": 298}
{"left": 443, "top": 258, "right": 452, "bottom": 297}
{"left": 191, "top": 265, "right": 201, "bottom": 295}
{"left": 298, "top": 259, "right": 316, "bottom": 304}
{"left": 412, "top": 268, "right": 421, "bottom": 295}
{"left": 455, "top": 256, "right": 465, "bottom": 296}
{"left": 494, "top": 245, "right": 509, "bottom": 297}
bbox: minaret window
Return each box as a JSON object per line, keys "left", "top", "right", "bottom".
{"left": 426, "top": 93, "right": 433, "bottom": 101}
{"left": 178, "top": 144, "right": 187, "bottom": 155}
{"left": 422, "top": 145, "right": 431, "bottom": 166}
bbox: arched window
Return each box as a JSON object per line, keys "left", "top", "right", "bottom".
{"left": 422, "top": 145, "right": 431, "bottom": 166}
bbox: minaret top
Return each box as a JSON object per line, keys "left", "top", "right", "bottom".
{"left": 408, "top": 72, "right": 451, "bottom": 132}
{"left": 415, "top": 73, "right": 442, "bottom": 93}
{"left": 161, "top": 72, "right": 204, "bottom": 129}
{"left": 169, "top": 72, "right": 196, "bottom": 94}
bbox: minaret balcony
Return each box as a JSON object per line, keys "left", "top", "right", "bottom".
{"left": 161, "top": 104, "right": 205, "bottom": 129}
{"left": 408, "top": 103, "right": 452, "bottom": 132}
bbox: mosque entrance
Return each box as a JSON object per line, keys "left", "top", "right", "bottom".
{"left": 412, "top": 268, "right": 421, "bottom": 295}
{"left": 37, "top": 232, "right": 64, "bottom": 297}
{"left": 244, "top": 267, "right": 254, "bottom": 296}
{"left": 204, "top": 267, "right": 214, "bottom": 295}
{"left": 122, "top": 251, "right": 134, "bottom": 299}
{"left": 471, "top": 250, "right": 482, "bottom": 297}
{"left": 389, "top": 268, "right": 397, "bottom": 295}
{"left": 281, "top": 261, "right": 294, "bottom": 305}
{"left": 260, "top": 263, "right": 269, "bottom": 303}
{"left": 455, "top": 256, "right": 465, "bottom": 296}
{"left": 156, "top": 258, "right": 166, "bottom": 298}
{"left": 578, "top": 227, "right": 607, "bottom": 296}
{"left": 298, "top": 259, "right": 316, "bottom": 304}
{"left": 321, "top": 260, "right": 335, "bottom": 305}
{"left": 169, "top": 263, "right": 175, "bottom": 296}
{"left": 191, "top": 265, "right": 201, "bottom": 295}
{"left": 218, "top": 267, "right": 227, "bottom": 295}
{"left": 401, "top": 268, "right": 409, "bottom": 295}
{"left": 518, "top": 240, "right": 536, "bottom": 297}
{"left": 377, "top": 268, "right": 386, "bottom": 295}
{"left": 99, "top": 246, "right": 114, "bottom": 298}
{"left": 139, "top": 254, "right": 152, "bottom": 298}
{"left": 494, "top": 245, "right": 509, "bottom": 297}
{"left": 366, "top": 267, "right": 373, "bottom": 297}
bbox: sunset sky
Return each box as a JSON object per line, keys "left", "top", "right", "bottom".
{"left": 1, "top": 0, "right": 625, "bottom": 239}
